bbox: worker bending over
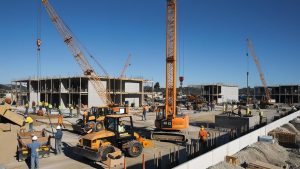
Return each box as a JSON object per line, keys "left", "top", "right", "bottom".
{"left": 27, "top": 135, "right": 41, "bottom": 169}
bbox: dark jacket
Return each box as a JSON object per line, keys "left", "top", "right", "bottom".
{"left": 27, "top": 141, "right": 41, "bottom": 157}
{"left": 55, "top": 130, "right": 63, "bottom": 140}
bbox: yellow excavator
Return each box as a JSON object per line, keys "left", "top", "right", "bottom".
{"left": 152, "top": 0, "right": 189, "bottom": 142}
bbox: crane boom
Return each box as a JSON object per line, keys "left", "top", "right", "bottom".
{"left": 246, "top": 39, "right": 271, "bottom": 101}
{"left": 119, "top": 54, "right": 131, "bottom": 78}
{"left": 41, "top": 0, "right": 112, "bottom": 106}
{"left": 165, "top": 0, "right": 177, "bottom": 118}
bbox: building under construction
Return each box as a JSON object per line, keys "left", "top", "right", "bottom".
{"left": 253, "top": 85, "right": 300, "bottom": 104}
{"left": 188, "top": 83, "right": 239, "bottom": 103}
{"left": 11, "top": 76, "right": 146, "bottom": 108}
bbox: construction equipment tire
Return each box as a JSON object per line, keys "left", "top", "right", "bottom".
{"left": 95, "top": 121, "right": 104, "bottom": 131}
{"left": 99, "top": 145, "right": 115, "bottom": 161}
{"left": 84, "top": 121, "right": 96, "bottom": 132}
{"left": 126, "top": 140, "right": 143, "bottom": 157}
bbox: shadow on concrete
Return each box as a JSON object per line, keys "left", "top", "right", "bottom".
{"left": 61, "top": 142, "right": 105, "bottom": 169}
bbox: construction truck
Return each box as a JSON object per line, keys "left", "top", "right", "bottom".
{"left": 74, "top": 114, "right": 152, "bottom": 165}
{"left": 17, "top": 130, "right": 51, "bottom": 162}
{"left": 72, "top": 106, "right": 129, "bottom": 134}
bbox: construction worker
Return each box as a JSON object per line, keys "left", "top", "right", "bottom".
{"left": 26, "top": 135, "right": 41, "bottom": 169}
{"left": 25, "top": 102, "right": 29, "bottom": 115}
{"left": 32, "top": 101, "right": 36, "bottom": 114}
{"left": 76, "top": 104, "right": 80, "bottom": 118}
{"left": 82, "top": 110, "right": 88, "bottom": 126}
{"left": 118, "top": 121, "right": 125, "bottom": 133}
{"left": 238, "top": 106, "right": 242, "bottom": 117}
{"left": 199, "top": 125, "right": 209, "bottom": 148}
{"left": 24, "top": 114, "right": 34, "bottom": 132}
{"left": 44, "top": 102, "right": 49, "bottom": 115}
{"left": 246, "top": 106, "right": 250, "bottom": 115}
{"left": 58, "top": 108, "right": 65, "bottom": 128}
{"left": 53, "top": 126, "right": 63, "bottom": 155}
{"left": 48, "top": 103, "right": 53, "bottom": 115}
{"left": 142, "top": 105, "right": 148, "bottom": 121}
{"left": 258, "top": 108, "right": 264, "bottom": 124}
{"left": 69, "top": 104, "right": 73, "bottom": 117}
{"left": 38, "top": 101, "right": 43, "bottom": 110}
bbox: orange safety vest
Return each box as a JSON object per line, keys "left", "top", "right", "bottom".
{"left": 58, "top": 115, "right": 63, "bottom": 124}
{"left": 199, "top": 129, "right": 208, "bottom": 141}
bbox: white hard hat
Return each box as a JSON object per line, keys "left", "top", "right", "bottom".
{"left": 56, "top": 126, "right": 61, "bottom": 130}
{"left": 32, "top": 136, "right": 38, "bottom": 141}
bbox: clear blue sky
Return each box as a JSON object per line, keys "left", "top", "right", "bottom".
{"left": 0, "top": 0, "right": 299, "bottom": 88}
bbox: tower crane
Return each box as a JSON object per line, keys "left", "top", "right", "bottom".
{"left": 119, "top": 54, "right": 131, "bottom": 78}
{"left": 152, "top": 0, "right": 189, "bottom": 142}
{"left": 41, "top": 0, "right": 112, "bottom": 106}
{"left": 246, "top": 38, "right": 272, "bottom": 108}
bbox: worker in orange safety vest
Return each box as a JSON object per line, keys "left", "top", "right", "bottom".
{"left": 199, "top": 125, "right": 209, "bottom": 148}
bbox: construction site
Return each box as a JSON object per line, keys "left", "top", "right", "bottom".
{"left": 1, "top": 0, "right": 300, "bottom": 169}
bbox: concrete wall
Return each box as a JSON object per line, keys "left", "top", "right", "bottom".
{"left": 215, "top": 115, "right": 260, "bottom": 136}
{"left": 174, "top": 110, "right": 300, "bottom": 169}
{"left": 29, "top": 92, "right": 39, "bottom": 107}
{"left": 88, "top": 81, "right": 107, "bottom": 107}
{"left": 124, "top": 82, "right": 140, "bottom": 93}
{"left": 218, "top": 86, "right": 238, "bottom": 103}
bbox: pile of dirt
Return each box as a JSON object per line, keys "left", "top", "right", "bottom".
{"left": 234, "top": 142, "right": 288, "bottom": 167}
{"left": 281, "top": 123, "right": 300, "bottom": 134}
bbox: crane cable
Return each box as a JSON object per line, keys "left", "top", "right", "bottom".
{"left": 36, "top": 0, "right": 42, "bottom": 103}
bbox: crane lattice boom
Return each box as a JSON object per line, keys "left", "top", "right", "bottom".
{"left": 165, "top": 0, "right": 177, "bottom": 118}
{"left": 42, "top": 0, "right": 112, "bottom": 106}
{"left": 247, "top": 39, "right": 271, "bottom": 101}
{"left": 119, "top": 54, "right": 131, "bottom": 78}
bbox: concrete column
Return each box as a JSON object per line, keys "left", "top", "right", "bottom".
{"left": 69, "top": 77, "right": 71, "bottom": 106}
{"left": 141, "top": 80, "right": 144, "bottom": 107}
{"left": 120, "top": 79, "right": 122, "bottom": 105}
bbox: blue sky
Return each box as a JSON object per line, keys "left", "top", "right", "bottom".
{"left": 0, "top": 0, "right": 299, "bottom": 88}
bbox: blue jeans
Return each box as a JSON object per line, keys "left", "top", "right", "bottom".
{"left": 55, "top": 139, "right": 62, "bottom": 154}
{"left": 142, "top": 111, "right": 147, "bottom": 120}
{"left": 29, "top": 123, "right": 33, "bottom": 132}
{"left": 30, "top": 155, "right": 39, "bottom": 169}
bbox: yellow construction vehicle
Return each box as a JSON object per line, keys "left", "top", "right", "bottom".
{"left": 74, "top": 114, "right": 152, "bottom": 162}
{"left": 152, "top": 0, "right": 189, "bottom": 142}
{"left": 73, "top": 106, "right": 129, "bottom": 133}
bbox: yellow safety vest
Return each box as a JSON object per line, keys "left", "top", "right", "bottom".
{"left": 25, "top": 117, "right": 33, "bottom": 124}
{"left": 48, "top": 104, "right": 52, "bottom": 109}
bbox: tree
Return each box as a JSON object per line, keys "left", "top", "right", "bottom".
{"left": 154, "top": 82, "right": 160, "bottom": 92}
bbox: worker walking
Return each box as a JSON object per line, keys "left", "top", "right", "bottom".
{"left": 24, "top": 114, "right": 34, "bottom": 132}
{"left": 199, "top": 125, "right": 209, "bottom": 148}
{"left": 45, "top": 102, "right": 49, "bottom": 115}
{"left": 142, "top": 105, "right": 148, "bottom": 121}
{"left": 27, "top": 135, "right": 41, "bottom": 169}
{"left": 57, "top": 108, "right": 65, "bottom": 129}
{"left": 54, "top": 126, "right": 63, "bottom": 155}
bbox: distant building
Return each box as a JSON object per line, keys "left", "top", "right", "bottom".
{"left": 188, "top": 83, "right": 239, "bottom": 103}
{"left": 253, "top": 85, "right": 300, "bottom": 104}
{"left": 11, "top": 76, "right": 147, "bottom": 108}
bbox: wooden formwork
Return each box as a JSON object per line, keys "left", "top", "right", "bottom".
{"left": 268, "top": 131, "right": 296, "bottom": 145}
{"left": 247, "top": 160, "right": 281, "bottom": 169}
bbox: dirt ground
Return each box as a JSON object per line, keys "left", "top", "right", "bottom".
{"left": 209, "top": 117, "right": 300, "bottom": 169}
{"left": 0, "top": 107, "right": 287, "bottom": 169}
